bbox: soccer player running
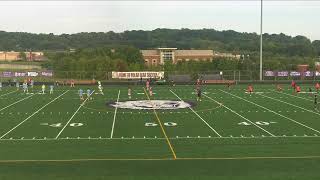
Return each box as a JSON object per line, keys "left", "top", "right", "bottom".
{"left": 128, "top": 87, "right": 132, "bottom": 99}
{"left": 308, "top": 87, "right": 313, "bottom": 97}
{"left": 0, "top": 81, "right": 2, "bottom": 91}
{"left": 41, "top": 84, "right": 46, "bottom": 94}
{"left": 79, "top": 89, "right": 84, "bottom": 101}
{"left": 87, "top": 89, "right": 92, "bottom": 100}
{"left": 49, "top": 85, "right": 54, "bottom": 94}
{"left": 196, "top": 86, "right": 202, "bottom": 102}
{"left": 276, "top": 84, "right": 283, "bottom": 92}
{"left": 149, "top": 86, "right": 153, "bottom": 97}
{"left": 16, "top": 81, "right": 20, "bottom": 91}
{"left": 247, "top": 84, "right": 253, "bottom": 95}
{"left": 291, "top": 80, "right": 296, "bottom": 92}
{"left": 146, "top": 79, "right": 150, "bottom": 91}
{"left": 30, "top": 79, "right": 34, "bottom": 91}
{"left": 70, "top": 79, "right": 75, "bottom": 88}
{"left": 295, "top": 85, "right": 301, "bottom": 95}
{"left": 22, "top": 82, "right": 28, "bottom": 93}
{"left": 315, "top": 82, "right": 320, "bottom": 93}
{"left": 97, "top": 81, "right": 104, "bottom": 95}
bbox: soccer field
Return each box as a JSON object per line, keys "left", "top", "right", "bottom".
{"left": 0, "top": 84, "right": 320, "bottom": 179}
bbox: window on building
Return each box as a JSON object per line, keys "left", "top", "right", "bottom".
{"left": 162, "top": 50, "right": 173, "bottom": 61}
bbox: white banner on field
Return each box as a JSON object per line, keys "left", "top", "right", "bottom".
{"left": 112, "top": 71, "right": 164, "bottom": 79}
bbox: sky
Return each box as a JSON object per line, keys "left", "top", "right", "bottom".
{"left": 0, "top": 1, "right": 320, "bottom": 41}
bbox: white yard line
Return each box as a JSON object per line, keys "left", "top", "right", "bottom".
{"left": 0, "top": 90, "right": 69, "bottom": 139}
{"left": 110, "top": 90, "right": 120, "bottom": 138}
{"left": 272, "top": 90, "right": 313, "bottom": 102}
{"left": 0, "top": 90, "right": 17, "bottom": 98}
{"left": 221, "top": 90, "right": 320, "bottom": 135}
{"left": 259, "top": 93, "right": 320, "bottom": 117}
{"left": 55, "top": 90, "right": 95, "bottom": 139}
{"left": 203, "top": 94, "right": 276, "bottom": 137}
{"left": 0, "top": 93, "right": 37, "bottom": 112}
{"left": 170, "top": 90, "right": 222, "bottom": 137}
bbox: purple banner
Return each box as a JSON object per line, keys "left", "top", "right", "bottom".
{"left": 304, "top": 71, "right": 313, "bottom": 77}
{"left": 41, "top": 71, "right": 53, "bottom": 77}
{"left": 277, "top": 71, "right": 288, "bottom": 77}
{"left": 264, "top": 71, "right": 275, "bottom": 77}
{"left": 290, "top": 71, "right": 301, "bottom": 77}
{"left": 2, "top": 71, "right": 13, "bottom": 77}
{"left": 14, "top": 72, "right": 27, "bottom": 77}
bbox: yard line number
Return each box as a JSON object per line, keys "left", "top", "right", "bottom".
{"left": 41, "top": 123, "right": 83, "bottom": 128}
{"left": 145, "top": 122, "right": 177, "bottom": 127}
{"left": 238, "top": 121, "right": 277, "bottom": 126}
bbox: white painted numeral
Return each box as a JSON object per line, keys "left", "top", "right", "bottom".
{"left": 49, "top": 123, "right": 62, "bottom": 127}
{"left": 69, "top": 123, "right": 83, "bottom": 127}
{"left": 164, "top": 122, "right": 177, "bottom": 127}
{"left": 145, "top": 122, "right": 158, "bottom": 127}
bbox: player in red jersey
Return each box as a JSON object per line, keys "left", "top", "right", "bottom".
{"left": 295, "top": 85, "right": 301, "bottom": 94}
{"left": 247, "top": 84, "right": 253, "bottom": 95}
{"left": 70, "top": 79, "right": 75, "bottom": 87}
{"left": 315, "top": 82, "right": 320, "bottom": 92}
{"left": 291, "top": 80, "right": 296, "bottom": 91}
{"left": 146, "top": 79, "right": 150, "bottom": 91}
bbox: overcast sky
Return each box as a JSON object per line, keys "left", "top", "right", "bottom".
{"left": 0, "top": 1, "right": 319, "bottom": 41}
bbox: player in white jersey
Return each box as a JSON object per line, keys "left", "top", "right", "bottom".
{"left": 49, "top": 85, "right": 54, "bottom": 94}
{"left": 128, "top": 87, "right": 132, "bottom": 99}
{"left": 22, "top": 83, "right": 28, "bottom": 93}
{"left": 0, "top": 82, "right": 2, "bottom": 91}
{"left": 41, "top": 84, "right": 46, "bottom": 94}
{"left": 16, "top": 81, "right": 20, "bottom": 90}
{"left": 97, "top": 81, "right": 104, "bottom": 95}
{"left": 87, "top": 89, "right": 92, "bottom": 100}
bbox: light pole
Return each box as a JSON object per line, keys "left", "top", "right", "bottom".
{"left": 259, "top": 0, "right": 263, "bottom": 81}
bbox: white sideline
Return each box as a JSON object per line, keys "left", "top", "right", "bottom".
{"left": 170, "top": 90, "right": 222, "bottom": 137}
{"left": 0, "top": 90, "right": 69, "bottom": 139}
{"left": 55, "top": 90, "right": 95, "bottom": 139}
{"left": 0, "top": 90, "right": 17, "bottom": 98}
{"left": 259, "top": 93, "right": 320, "bottom": 117}
{"left": 203, "top": 94, "right": 276, "bottom": 137}
{"left": 110, "top": 90, "right": 120, "bottom": 138}
{"left": 221, "top": 90, "right": 320, "bottom": 135}
{"left": 0, "top": 93, "right": 37, "bottom": 112}
{"left": 1, "top": 135, "right": 320, "bottom": 141}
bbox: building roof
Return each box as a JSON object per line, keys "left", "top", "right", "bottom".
{"left": 175, "top": 50, "right": 213, "bottom": 56}
{"left": 140, "top": 50, "right": 159, "bottom": 56}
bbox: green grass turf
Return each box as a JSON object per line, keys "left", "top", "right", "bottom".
{"left": 0, "top": 84, "right": 320, "bottom": 179}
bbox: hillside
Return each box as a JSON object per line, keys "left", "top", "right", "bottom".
{"left": 0, "top": 29, "right": 319, "bottom": 58}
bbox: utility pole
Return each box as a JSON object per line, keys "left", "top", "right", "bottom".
{"left": 259, "top": 0, "right": 263, "bottom": 81}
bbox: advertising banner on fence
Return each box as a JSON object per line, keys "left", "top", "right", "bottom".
{"left": 2, "top": 71, "right": 12, "bottom": 77}
{"left": 264, "top": 71, "right": 275, "bottom": 77}
{"left": 290, "top": 71, "right": 301, "bottom": 77}
{"left": 14, "top": 72, "right": 27, "bottom": 77}
{"left": 304, "top": 71, "right": 313, "bottom": 77}
{"left": 112, "top": 71, "right": 165, "bottom": 79}
{"left": 27, "top": 72, "right": 39, "bottom": 77}
{"left": 41, "top": 71, "right": 53, "bottom": 77}
{"left": 277, "top": 71, "right": 288, "bottom": 77}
